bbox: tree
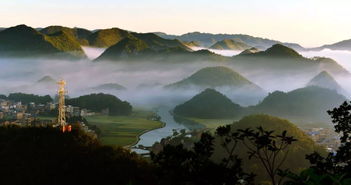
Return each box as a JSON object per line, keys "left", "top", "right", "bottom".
{"left": 216, "top": 125, "right": 297, "bottom": 185}
{"left": 283, "top": 101, "right": 351, "bottom": 185}
{"left": 151, "top": 132, "right": 254, "bottom": 185}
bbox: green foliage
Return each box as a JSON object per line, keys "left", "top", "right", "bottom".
{"left": 131, "top": 32, "right": 189, "bottom": 50}
{"left": 67, "top": 115, "right": 102, "bottom": 136}
{"left": 151, "top": 132, "right": 254, "bottom": 185}
{"left": 44, "top": 30, "right": 85, "bottom": 57}
{"left": 0, "top": 25, "right": 60, "bottom": 57}
{"left": 283, "top": 101, "right": 351, "bottom": 184}
{"left": 88, "top": 28, "right": 131, "bottom": 47}
{"left": 173, "top": 88, "right": 243, "bottom": 118}
{"left": 85, "top": 112, "right": 163, "bottom": 146}
{"left": 40, "top": 25, "right": 92, "bottom": 45}
{"left": 216, "top": 123, "right": 298, "bottom": 185}
{"left": 283, "top": 168, "right": 351, "bottom": 185}
{"left": 212, "top": 115, "right": 326, "bottom": 184}
{"left": 8, "top": 93, "right": 52, "bottom": 104}
{"left": 0, "top": 126, "right": 155, "bottom": 185}
{"left": 0, "top": 25, "right": 85, "bottom": 58}
{"left": 66, "top": 93, "right": 132, "bottom": 116}
{"left": 96, "top": 36, "right": 151, "bottom": 60}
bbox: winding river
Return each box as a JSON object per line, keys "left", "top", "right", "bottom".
{"left": 132, "top": 107, "right": 188, "bottom": 153}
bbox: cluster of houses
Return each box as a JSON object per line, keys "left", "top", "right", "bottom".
{"left": 304, "top": 127, "right": 341, "bottom": 153}
{"left": 0, "top": 98, "right": 102, "bottom": 125}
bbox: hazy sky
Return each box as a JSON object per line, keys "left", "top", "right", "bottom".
{"left": 1, "top": 0, "right": 351, "bottom": 47}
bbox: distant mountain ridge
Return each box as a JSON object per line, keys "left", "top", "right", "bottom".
{"left": 154, "top": 31, "right": 306, "bottom": 51}
{"left": 312, "top": 39, "right": 351, "bottom": 51}
{"left": 209, "top": 39, "right": 251, "bottom": 50}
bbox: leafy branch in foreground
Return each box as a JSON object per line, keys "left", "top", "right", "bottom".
{"left": 151, "top": 132, "right": 254, "bottom": 185}
{"left": 217, "top": 125, "right": 297, "bottom": 185}
{"left": 283, "top": 101, "right": 351, "bottom": 185}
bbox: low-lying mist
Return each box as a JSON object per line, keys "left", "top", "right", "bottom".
{"left": 1, "top": 47, "right": 351, "bottom": 110}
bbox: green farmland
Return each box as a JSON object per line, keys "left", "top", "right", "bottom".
{"left": 85, "top": 111, "right": 164, "bottom": 147}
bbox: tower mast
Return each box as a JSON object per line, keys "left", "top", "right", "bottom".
{"left": 57, "top": 80, "right": 70, "bottom": 132}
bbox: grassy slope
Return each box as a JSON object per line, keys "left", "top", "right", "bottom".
{"left": 85, "top": 110, "right": 164, "bottom": 147}
{"left": 186, "top": 117, "right": 234, "bottom": 130}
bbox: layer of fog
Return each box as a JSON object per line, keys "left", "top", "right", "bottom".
{"left": 300, "top": 49, "right": 351, "bottom": 93}
{"left": 81, "top": 47, "right": 106, "bottom": 60}
{"left": 191, "top": 46, "right": 242, "bottom": 57}
{"left": 1, "top": 48, "right": 351, "bottom": 110}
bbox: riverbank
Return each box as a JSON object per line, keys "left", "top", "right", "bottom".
{"left": 85, "top": 110, "right": 164, "bottom": 147}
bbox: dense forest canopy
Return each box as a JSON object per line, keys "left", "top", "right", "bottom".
{"left": 7, "top": 93, "right": 53, "bottom": 104}
{"left": 66, "top": 93, "right": 132, "bottom": 116}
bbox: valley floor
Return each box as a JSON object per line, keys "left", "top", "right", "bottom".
{"left": 38, "top": 110, "right": 164, "bottom": 147}
{"left": 85, "top": 110, "right": 164, "bottom": 147}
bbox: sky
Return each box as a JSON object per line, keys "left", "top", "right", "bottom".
{"left": 1, "top": 0, "right": 351, "bottom": 47}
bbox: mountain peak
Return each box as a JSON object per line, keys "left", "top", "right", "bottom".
{"left": 307, "top": 71, "right": 343, "bottom": 91}
{"left": 173, "top": 88, "right": 242, "bottom": 118}
{"left": 167, "top": 66, "right": 255, "bottom": 88}
{"left": 2, "top": 24, "right": 39, "bottom": 34}
{"left": 210, "top": 39, "right": 251, "bottom": 50}
{"left": 263, "top": 44, "right": 302, "bottom": 57}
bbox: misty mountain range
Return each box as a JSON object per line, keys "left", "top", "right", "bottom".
{"left": 174, "top": 86, "right": 347, "bottom": 124}
{"left": 1, "top": 24, "right": 351, "bottom": 60}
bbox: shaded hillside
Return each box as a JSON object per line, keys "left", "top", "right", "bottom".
{"left": 166, "top": 66, "right": 262, "bottom": 90}
{"left": 173, "top": 88, "right": 243, "bottom": 118}
{"left": 248, "top": 86, "right": 347, "bottom": 122}
{"left": 66, "top": 93, "right": 132, "bottom": 116}
{"left": 209, "top": 39, "right": 251, "bottom": 50}
{"left": 307, "top": 71, "right": 343, "bottom": 91}
{"left": 87, "top": 28, "right": 131, "bottom": 47}
{"left": 96, "top": 36, "right": 226, "bottom": 62}
{"left": 241, "top": 44, "right": 302, "bottom": 58}
{"left": 95, "top": 37, "right": 151, "bottom": 60}
{"left": 0, "top": 25, "right": 85, "bottom": 58}
{"left": 40, "top": 26, "right": 92, "bottom": 45}
{"left": 0, "top": 25, "right": 60, "bottom": 57}
{"left": 44, "top": 30, "right": 86, "bottom": 57}
{"left": 213, "top": 115, "right": 325, "bottom": 184}
{"left": 131, "top": 33, "right": 190, "bottom": 51}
